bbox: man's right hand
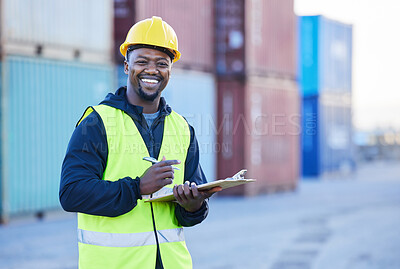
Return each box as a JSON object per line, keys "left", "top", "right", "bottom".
{"left": 139, "top": 156, "right": 181, "bottom": 195}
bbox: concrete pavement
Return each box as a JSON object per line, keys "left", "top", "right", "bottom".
{"left": 1, "top": 161, "right": 400, "bottom": 269}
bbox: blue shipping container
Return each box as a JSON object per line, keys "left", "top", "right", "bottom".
{"left": 301, "top": 96, "right": 320, "bottom": 176}
{"left": 299, "top": 15, "right": 352, "bottom": 96}
{"left": 301, "top": 93, "right": 354, "bottom": 177}
{"left": 1, "top": 56, "right": 113, "bottom": 219}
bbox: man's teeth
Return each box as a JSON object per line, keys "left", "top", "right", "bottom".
{"left": 141, "top": 78, "right": 159, "bottom": 84}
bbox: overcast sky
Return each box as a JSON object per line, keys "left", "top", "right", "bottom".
{"left": 295, "top": 0, "right": 400, "bottom": 131}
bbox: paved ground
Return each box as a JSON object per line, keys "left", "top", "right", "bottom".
{"left": 1, "top": 161, "right": 400, "bottom": 269}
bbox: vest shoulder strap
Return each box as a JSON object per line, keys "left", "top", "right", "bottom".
{"left": 76, "top": 106, "right": 94, "bottom": 127}
{"left": 76, "top": 104, "right": 118, "bottom": 127}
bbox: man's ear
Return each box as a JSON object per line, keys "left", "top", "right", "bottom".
{"left": 124, "top": 60, "right": 129, "bottom": 74}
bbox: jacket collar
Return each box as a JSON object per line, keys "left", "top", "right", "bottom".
{"left": 99, "top": 87, "right": 171, "bottom": 121}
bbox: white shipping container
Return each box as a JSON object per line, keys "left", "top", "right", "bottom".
{"left": 162, "top": 69, "right": 217, "bottom": 181}
{"left": 2, "top": 0, "right": 113, "bottom": 54}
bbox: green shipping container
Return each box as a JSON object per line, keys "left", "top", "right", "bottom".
{"left": 0, "top": 56, "right": 114, "bottom": 221}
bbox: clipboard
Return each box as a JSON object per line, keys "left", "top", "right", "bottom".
{"left": 145, "top": 169, "right": 255, "bottom": 202}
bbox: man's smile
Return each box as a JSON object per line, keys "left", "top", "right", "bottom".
{"left": 141, "top": 78, "right": 159, "bottom": 84}
{"left": 139, "top": 75, "right": 162, "bottom": 89}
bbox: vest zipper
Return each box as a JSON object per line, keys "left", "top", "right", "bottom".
{"left": 148, "top": 131, "right": 155, "bottom": 157}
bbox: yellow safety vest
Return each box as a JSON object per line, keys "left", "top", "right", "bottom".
{"left": 76, "top": 104, "right": 192, "bottom": 269}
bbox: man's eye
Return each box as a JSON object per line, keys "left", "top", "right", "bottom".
{"left": 158, "top": 62, "right": 168, "bottom": 67}
{"left": 136, "top": 60, "right": 147, "bottom": 64}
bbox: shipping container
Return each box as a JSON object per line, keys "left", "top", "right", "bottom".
{"left": 299, "top": 15, "right": 352, "bottom": 96}
{"left": 244, "top": 76, "right": 299, "bottom": 194}
{"left": 0, "top": 55, "right": 114, "bottom": 221}
{"left": 1, "top": 0, "right": 113, "bottom": 62}
{"left": 301, "top": 93, "right": 355, "bottom": 177}
{"left": 135, "top": 0, "right": 214, "bottom": 72}
{"left": 215, "top": 0, "right": 246, "bottom": 77}
{"left": 162, "top": 69, "right": 217, "bottom": 180}
{"left": 245, "top": 0, "right": 297, "bottom": 78}
{"left": 301, "top": 96, "right": 320, "bottom": 176}
{"left": 116, "top": 64, "right": 127, "bottom": 88}
{"left": 217, "top": 77, "right": 300, "bottom": 195}
{"left": 319, "top": 92, "right": 354, "bottom": 174}
{"left": 113, "top": 0, "right": 135, "bottom": 63}
{"left": 216, "top": 79, "right": 246, "bottom": 183}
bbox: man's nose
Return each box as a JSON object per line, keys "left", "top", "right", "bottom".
{"left": 145, "top": 62, "right": 158, "bottom": 73}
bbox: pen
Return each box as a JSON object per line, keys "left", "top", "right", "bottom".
{"left": 143, "top": 156, "right": 180, "bottom": 170}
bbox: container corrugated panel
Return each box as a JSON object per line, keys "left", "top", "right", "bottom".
{"left": 216, "top": 79, "right": 246, "bottom": 186}
{"left": 298, "top": 16, "right": 319, "bottom": 96}
{"left": 215, "top": 0, "right": 246, "bottom": 77}
{"left": 135, "top": 0, "right": 214, "bottom": 72}
{"left": 245, "top": 0, "right": 297, "bottom": 78}
{"left": 1, "top": 56, "right": 113, "bottom": 218}
{"left": 3, "top": 0, "right": 113, "bottom": 53}
{"left": 217, "top": 77, "right": 299, "bottom": 196}
{"left": 162, "top": 69, "right": 217, "bottom": 180}
{"left": 301, "top": 93, "right": 354, "bottom": 177}
{"left": 299, "top": 16, "right": 352, "bottom": 96}
{"left": 319, "top": 16, "right": 352, "bottom": 92}
{"left": 113, "top": 0, "right": 135, "bottom": 63}
{"left": 243, "top": 77, "right": 299, "bottom": 195}
{"left": 318, "top": 92, "right": 354, "bottom": 174}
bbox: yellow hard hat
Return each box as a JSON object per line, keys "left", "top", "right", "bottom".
{"left": 120, "top": 16, "right": 181, "bottom": 62}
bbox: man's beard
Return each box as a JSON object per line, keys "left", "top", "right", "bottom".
{"left": 138, "top": 86, "right": 160, "bottom": 102}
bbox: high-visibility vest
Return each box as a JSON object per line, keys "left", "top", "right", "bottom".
{"left": 76, "top": 104, "right": 192, "bottom": 269}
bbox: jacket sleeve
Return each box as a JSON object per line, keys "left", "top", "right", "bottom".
{"left": 59, "top": 111, "right": 142, "bottom": 217}
{"left": 175, "top": 124, "right": 209, "bottom": 227}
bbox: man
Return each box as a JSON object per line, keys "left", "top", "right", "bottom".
{"left": 60, "top": 16, "right": 221, "bottom": 269}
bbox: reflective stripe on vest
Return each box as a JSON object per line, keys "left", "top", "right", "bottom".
{"left": 76, "top": 104, "right": 192, "bottom": 269}
{"left": 78, "top": 228, "right": 185, "bottom": 248}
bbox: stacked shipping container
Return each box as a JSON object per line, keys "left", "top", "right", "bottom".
{"left": 245, "top": 0, "right": 297, "bottom": 78}
{"left": 114, "top": 0, "right": 214, "bottom": 71}
{"left": 216, "top": 0, "right": 300, "bottom": 195}
{"left": 0, "top": 0, "right": 114, "bottom": 221}
{"left": 299, "top": 16, "right": 354, "bottom": 177}
{"left": 135, "top": 0, "right": 214, "bottom": 72}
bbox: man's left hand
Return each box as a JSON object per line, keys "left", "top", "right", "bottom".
{"left": 173, "top": 181, "right": 222, "bottom": 212}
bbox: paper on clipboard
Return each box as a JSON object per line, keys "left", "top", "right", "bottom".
{"left": 145, "top": 169, "right": 255, "bottom": 202}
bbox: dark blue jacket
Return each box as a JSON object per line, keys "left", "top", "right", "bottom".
{"left": 60, "top": 87, "right": 208, "bottom": 226}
